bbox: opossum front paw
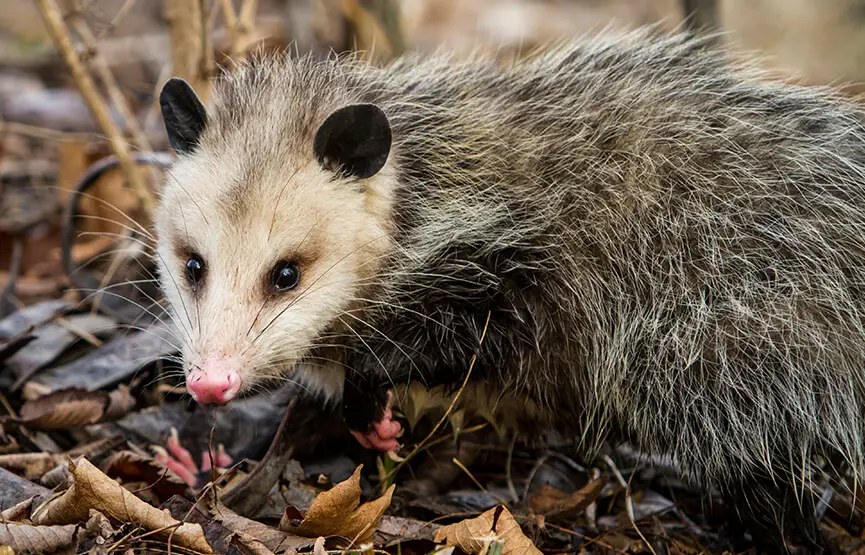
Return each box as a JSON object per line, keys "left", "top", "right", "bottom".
{"left": 152, "top": 427, "right": 233, "bottom": 487}
{"left": 348, "top": 390, "right": 403, "bottom": 452}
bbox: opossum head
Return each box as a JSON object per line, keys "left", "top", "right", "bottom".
{"left": 153, "top": 75, "right": 395, "bottom": 405}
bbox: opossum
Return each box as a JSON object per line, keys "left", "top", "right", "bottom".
{"left": 154, "top": 28, "right": 865, "bottom": 552}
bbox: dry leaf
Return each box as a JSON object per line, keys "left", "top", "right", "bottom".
{"left": 0, "top": 521, "right": 82, "bottom": 553}
{"left": 17, "top": 388, "right": 107, "bottom": 429}
{"left": 101, "top": 450, "right": 189, "bottom": 500}
{"left": 1, "top": 497, "right": 35, "bottom": 521}
{"left": 0, "top": 452, "right": 65, "bottom": 480}
{"left": 529, "top": 479, "right": 604, "bottom": 518}
{"left": 103, "top": 384, "right": 136, "bottom": 421}
{"left": 434, "top": 505, "right": 542, "bottom": 555}
{"left": 15, "top": 386, "right": 135, "bottom": 430}
{"left": 280, "top": 464, "right": 394, "bottom": 545}
{"left": 208, "top": 499, "right": 301, "bottom": 553}
{"left": 31, "top": 456, "right": 213, "bottom": 553}
{"left": 0, "top": 508, "right": 108, "bottom": 554}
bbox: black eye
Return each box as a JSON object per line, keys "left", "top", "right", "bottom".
{"left": 185, "top": 253, "right": 205, "bottom": 289}
{"left": 271, "top": 260, "right": 301, "bottom": 292}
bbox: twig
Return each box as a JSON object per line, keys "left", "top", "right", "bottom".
{"left": 219, "top": 0, "right": 238, "bottom": 46}
{"left": 219, "top": 0, "right": 258, "bottom": 64}
{"left": 94, "top": 0, "right": 139, "bottom": 42}
{"left": 233, "top": 0, "right": 258, "bottom": 59}
{"left": 452, "top": 457, "right": 509, "bottom": 505}
{"left": 55, "top": 316, "right": 103, "bottom": 347}
{"left": 602, "top": 454, "right": 657, "bottom": 555}
{"left": 0, "top": 121, "right": 98, "bottom": 142}
{"left": 63, "top": 4, "right": 153, "bottom": 152}
{"left": 35, "top": 0, "right": 154, "bottom": 215}
{"left": 164, "top": 0, "right": 213, "bottom": 102}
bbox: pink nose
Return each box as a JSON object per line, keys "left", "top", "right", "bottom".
{"left": 187, "top": 361, "right": 242, "bottom": 405}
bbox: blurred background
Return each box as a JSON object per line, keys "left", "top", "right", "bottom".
{"left": 3, "top": 0, "right": 865, "bottom": 313}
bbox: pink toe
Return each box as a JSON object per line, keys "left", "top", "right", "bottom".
{"left": 155, "top": 450, "right": 197, "bottom": 487}
{"left": 167, "top": 429, "right": 197, "bottom": 473}
{"left": 201, "top": 450, "right": 213, "bottom": 472}
{"left": 373, "top": 418, "right": 402, "bottom": 440}
{"left": 368, "top": 435, "right": 401, "bottom": 452}
{"left": 216, "top": 445, "right": 233, "bottom": 467}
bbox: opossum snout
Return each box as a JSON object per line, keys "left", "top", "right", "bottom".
{"left": 187, "top": 358, "right": 243, "bottom": 405}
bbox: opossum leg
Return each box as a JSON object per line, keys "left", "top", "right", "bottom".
{"left": 723, "top": 477, "right": 827, "bottom": 554}
{"left": 343, "top": 373, "right": 402, "bottom": 452}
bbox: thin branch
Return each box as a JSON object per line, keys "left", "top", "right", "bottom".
{"left": 35, "top": 0, "right": 154, "bottom": 215}
{"left": 0, "top": 121, "right": 97, "bottom": 142}
{"left": 63, "top": 4, "right": 153, "bottom": 152}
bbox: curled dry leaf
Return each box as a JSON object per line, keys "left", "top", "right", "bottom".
{"left": 279, "top": 464, "right": 395, "bottom": 546}
{"left": 103, "top": 384, "right": 137, "bottom": 420}
{"left": 101, "top": 449, "right": 189, "bottom": 500}
{"left": 17, "top": 388, "right": 106, "bottom": 428}
{"left": 1, "top": 497, "right": 35, "bottom": 521}
{"left": 0, "top": 452, "right": 66, "bottom": 480}
{"left": 0, "top": 521, "right": 82, "bottom": 554}
{"left": 15, "top": 385, "right": 135, "bottom": 430}
{"left": 434, "top": 505, "right": 542, "bottom": 555}
{"left": 208, "top": 499, "right": 300, "bottom": 553}
{"left": 0, "top": 509, "right": 109, "bottom": 554}
{"left": 31, "top": 457, "right": 213, "bottom": 553}
{"left": 529, "top": 479, "right": 605, "bottom": 518}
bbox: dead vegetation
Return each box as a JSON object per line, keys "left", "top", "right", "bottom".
{"left": 4, "top": 1, "right": 865, "bottom": 553}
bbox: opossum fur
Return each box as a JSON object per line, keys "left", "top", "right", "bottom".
{"left": 155, "top": 28, "right": 865, "bottom": 550}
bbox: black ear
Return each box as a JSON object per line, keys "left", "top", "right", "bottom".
{"left": 159, "top": 78, "right": 208, "bottom": 155}
{"left": 313, "top": 104, "right": 391, "bottom": 179}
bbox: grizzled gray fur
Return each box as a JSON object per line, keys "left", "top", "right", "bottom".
{"left": 156, "top": 28, "right": 865, "bottom": 551}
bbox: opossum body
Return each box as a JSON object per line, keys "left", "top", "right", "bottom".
{"left": 156, "top": 29, "right": 865, "bottom": 552}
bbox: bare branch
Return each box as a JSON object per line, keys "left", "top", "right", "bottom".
{"left": 35, "top": 0, "right": 154, "bottom": 215}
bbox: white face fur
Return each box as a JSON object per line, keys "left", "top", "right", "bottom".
{"left": 154, "top": 79, "right": 395, "bottom": 402}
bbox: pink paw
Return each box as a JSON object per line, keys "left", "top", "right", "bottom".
{"left": 152, "top": 427, "right": 233, "bottom": 487}
{"left": 350, "top": 391, "right": 403, "bottom": 453}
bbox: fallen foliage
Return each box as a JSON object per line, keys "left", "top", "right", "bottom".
{"left": 31, "top": 456, "right": 214, "bottom": 553}
{"left": 280, "top": 464, "right": 395, "bottom": 546}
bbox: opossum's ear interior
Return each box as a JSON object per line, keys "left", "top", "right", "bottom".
{"left": 160, "top": 78, "right": 208, "bottom": 155}
{"left": 313, "top": 104, "right": 391, "bottom": 179}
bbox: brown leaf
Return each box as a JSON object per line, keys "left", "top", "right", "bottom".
{"left": 31, "top": 456, "right": 213, "bottom": 553}
{"left": 16, "top": 385, "right": 136, "bottom": 430}
{"left": 0, "top": 452, "right": 65, "bottom": 480}
{"left": 279, "top": 464, "right": 395, "bottom": 546}
{"left": 1, "top": 497, "right": 35, "bottom": 521}
{"left": 0, "top": 508, "right": 109, "bottom": 554}
{"left": 434, "top": 505, "right": 542, "bottom": 555}
{"left": 528, "top": 479, "right": 605, "bottom": 518}
{"left": 0, "top": 521, "right": 81, "bottom": 553}
{"left": 208, "top": 499, "right": 303, "bottom": 553}
{"left": 375, "top": 514, "right": 440, "bottom": 544}
{"left": 17, "top": 388, "right": 107, "bottom": 429}
{"left": 103, "top": 384, "right": 136, "bottom": 421}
